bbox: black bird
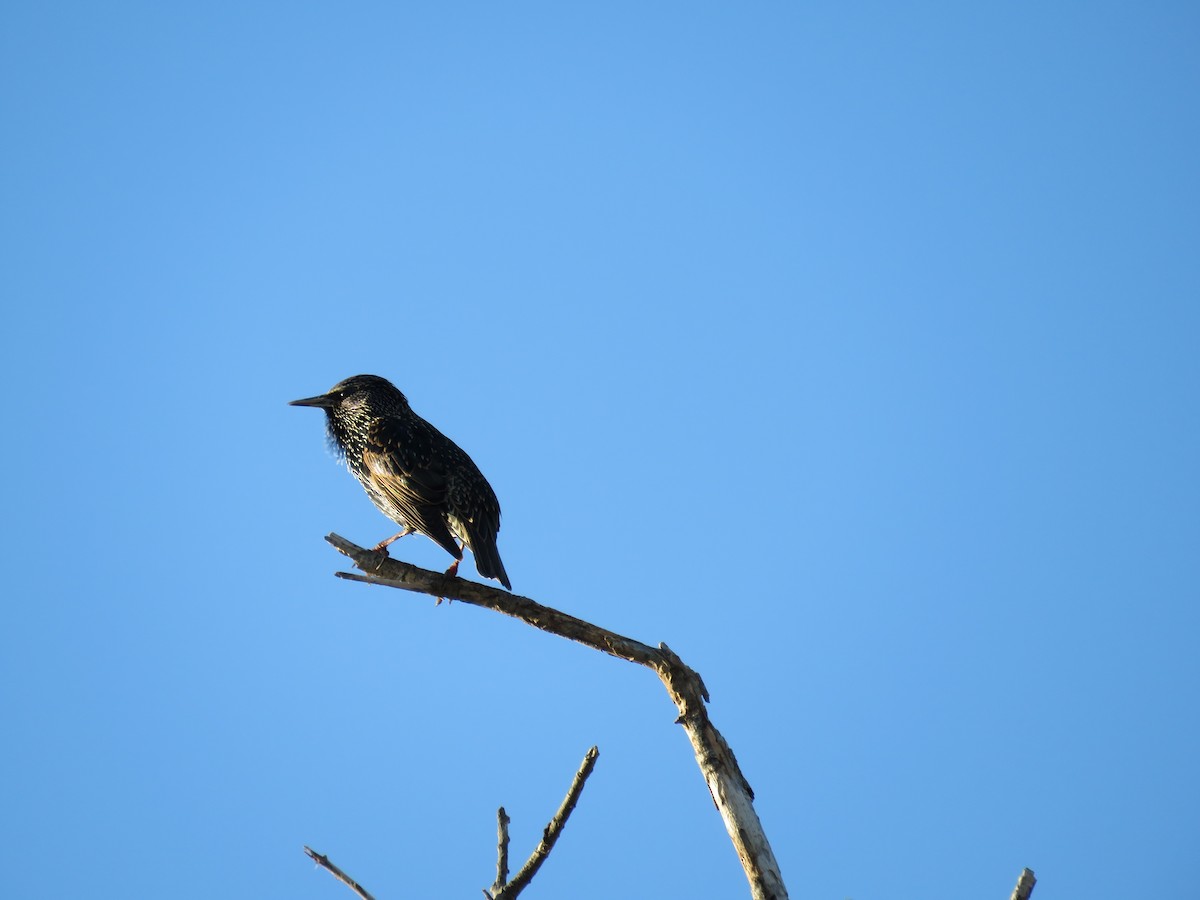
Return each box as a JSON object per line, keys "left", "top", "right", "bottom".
{"left": 290, "top": 374, "right": 511, "bottom": 590}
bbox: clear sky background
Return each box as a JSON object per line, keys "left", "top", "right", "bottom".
{"left": 2, "top": 3, "right": 1197, "bottom": 899}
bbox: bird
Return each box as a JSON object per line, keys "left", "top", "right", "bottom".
{"left": 290, "top": 374, "right": 511, "bottom": 590}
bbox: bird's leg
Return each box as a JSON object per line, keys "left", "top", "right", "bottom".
{"left": 373, "top": 525, "right": 416, "bottom": 555}
{"left": 436, "top": 542, "right": 467, "bottom": 605}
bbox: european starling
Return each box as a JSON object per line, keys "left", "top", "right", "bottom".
{"left": 290, "top": 374, "right": 511, "bottom": 590}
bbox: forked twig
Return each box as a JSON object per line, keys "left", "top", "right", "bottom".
{"left": 492, "top": 746, "right": 600, "bottom": 900}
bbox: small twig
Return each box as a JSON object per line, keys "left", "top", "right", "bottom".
{"left": 492, "top": 806, "right": 511, "bottom": 897}
{"left": 1009, "top": 868, "right": 1037, "bottom": 900}
{"left": 494, "top": 746, "right": 600, "bottom": 900}
{"left": 303, "top": 846, "right": 376, "bottom": 900}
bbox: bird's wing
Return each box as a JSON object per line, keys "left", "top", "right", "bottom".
{"left": 362, "top": 418, "right": 462, "bottom": 559}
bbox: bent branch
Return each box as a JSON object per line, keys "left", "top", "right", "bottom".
{"left": 325, "top": 533, "right": 787, "bottom": 900}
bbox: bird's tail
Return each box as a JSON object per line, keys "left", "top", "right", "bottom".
{"left": 470, "top": 535, "right": 511, "bottom": 590}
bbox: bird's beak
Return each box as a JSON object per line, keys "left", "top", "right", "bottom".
{"left": 289, "top": 393, "right": 336, "bottom": 408}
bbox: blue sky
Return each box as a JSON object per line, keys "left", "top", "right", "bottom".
{"left": 2, "top": 3, "right": 1197, "bottom": 898}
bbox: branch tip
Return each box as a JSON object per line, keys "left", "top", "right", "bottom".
{"left": 1010, "top": 868, "right": 1037, "bottom": 900}
{"left": 303, "top": 845, "right": 376, "bottom": 900}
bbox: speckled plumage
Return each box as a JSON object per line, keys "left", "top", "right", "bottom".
{"left": 290, "top": 374, "right": 511, "bottom": 590}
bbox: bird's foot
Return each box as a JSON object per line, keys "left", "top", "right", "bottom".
{"left": 434, "top": 559, "right": 462, "bottom": 606}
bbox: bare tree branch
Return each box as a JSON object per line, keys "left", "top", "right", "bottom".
{"left": 495, "top": 746, "right": 600, "bottom": 900}
{"left": 325, "top": 533, "right": 787, "bottom": 900}
{"left": 1009, "top": 868, "right": 1036, "bottom": 900}
{"left": 490, "top": 807, "right": 511, "bottom": 898}
{"left": 304, "top": 846, "right": 376, "bottom": 900}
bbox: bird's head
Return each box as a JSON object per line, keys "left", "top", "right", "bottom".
{"left": 289, "top": 374, "right": 409, "bottom": 417}
{"left": 290, "top": 375, "right": 410, "bottom": 460}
